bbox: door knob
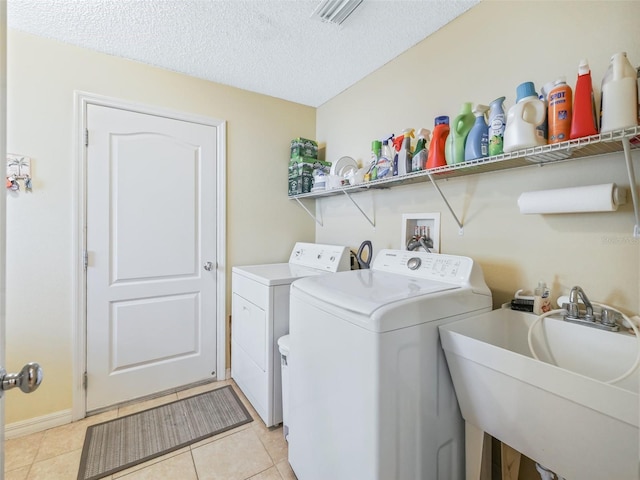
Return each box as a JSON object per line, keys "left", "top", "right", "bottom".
{"left": 0, "top": 362, "right": 43, "bottom": 394}
{"left": 203, "top": 262, "right": 214, "bottom": 271}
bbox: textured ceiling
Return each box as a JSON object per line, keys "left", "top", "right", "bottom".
{"left": 7, "top": 0, "right": 480, "bottom": 107}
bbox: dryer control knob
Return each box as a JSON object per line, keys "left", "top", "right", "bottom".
{"left": 407, "top": 257, "right": 421, "bottom": 270}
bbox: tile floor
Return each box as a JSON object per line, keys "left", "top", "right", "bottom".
{"left": 4, "top": 380, "right": 296, "bottom": 480}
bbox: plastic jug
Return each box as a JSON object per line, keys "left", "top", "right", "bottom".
{"left": 445, "top": 102, "right": 475, "bottom": 165}
{"left": 600, "top": 52, "right": 638, "bottom": 132}
{"left": 503, "top": 82, "right": 547, "bottom": 153}
{"left": 570, "top": 59, "right": 599, "bottom": 139}
{"left": 488, "top": 96, "right": 506, "bottom": 156}
{"left": 426, "top": 116, "right": 450, "bottom": 169}
{"left": 465, "top": 104, "right": 489, "bottom": 161}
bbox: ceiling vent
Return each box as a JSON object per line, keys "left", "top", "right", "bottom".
{"left": 311, "top": 0, "right": 364, "bottom": 25}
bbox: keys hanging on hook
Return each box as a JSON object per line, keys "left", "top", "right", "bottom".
{"left": 24, "top": 175, "right": 32, "bottom": 192}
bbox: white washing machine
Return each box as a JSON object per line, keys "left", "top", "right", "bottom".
{"left": 231, "top": 242, "right": 350, "bottom": 427}
{"left": 288, "top": 249, "right": 492, "bottom": 480}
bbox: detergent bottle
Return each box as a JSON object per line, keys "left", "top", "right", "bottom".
{"left": 503, "top": 82, "right": 547, "bottom": 153}
{"left": 445, "top": 102, "right": 475, "bottom": 165}
{"left": 570, "top": 59, "right": 599, "bottom": 139}
{"left": 548, "top": 77, "right": 572, "bottom": 144}
{"left": 377, "top": 134, "right": 394, "bottom": 179}
{"left": 392, "top": 134, "right": 403, "bottom": 176}
{"left": 426, "top": 116, "right": 449, "bottom": 169}
{"left": 396, "top": 128, "right": 414, "bottom": 176}
{"left": 600, "top": 52, "right": 638, "bottom": 132}
{"left": 364, "top": 140, "right": 381, "bottom": 182}
{"left": 464, "top": 104, "right": 489, "bottom": 161}
{"left": 412, "top": 128, "right": 431, "bottom": 171}
{"left": 487, "top": 96, "right": 506, "bottom": 156}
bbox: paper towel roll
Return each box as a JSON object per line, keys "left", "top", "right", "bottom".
{"left": 518, "top": 183, "right": 627, "bottom": 214}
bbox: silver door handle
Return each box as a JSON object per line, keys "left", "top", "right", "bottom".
{"left": 0, "top": 362, "right": 43, "bottom": 394}
{"left": 203, "top": 262, "right": 214, "bottom": 271}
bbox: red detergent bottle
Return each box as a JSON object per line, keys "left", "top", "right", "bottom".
{"left": 426, "top": 116, "right": 450, "bottom": 169}
{"left": 570, "top": 59, "right": 599, "bottom": 139}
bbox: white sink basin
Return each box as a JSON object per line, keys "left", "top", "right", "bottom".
{"left": 439, "top": 308, "right": 639, "bottom": 480}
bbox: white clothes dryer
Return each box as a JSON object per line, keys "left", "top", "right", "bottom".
{"left": 231, "top": 242, "right": 350, "bottom": 427}
{"left": 288, "top": 249, "right": 492, "bottom": 480}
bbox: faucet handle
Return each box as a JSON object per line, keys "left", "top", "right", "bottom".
{"left": 600, "top": 308, "right": 618, "bottom": 327}
{"left": 565, "top": 302, "right": 580, "bottom": 319}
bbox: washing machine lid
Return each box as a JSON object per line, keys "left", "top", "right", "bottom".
{"left": 232, "top": 263, "right": 326, "bottom": 286}
{"left": 292, "top": 269, "right": 459, "bottom": 316}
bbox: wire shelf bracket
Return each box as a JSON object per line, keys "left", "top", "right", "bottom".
{"left": 428, "top": 173, "right": 464, "bottom": 235}
{"left": 293, "top": 197, "right": 323, "bottom": 227}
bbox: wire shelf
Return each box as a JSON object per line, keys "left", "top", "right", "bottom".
{"left": 290, "top": 125, "right": 640, "bottom": 200}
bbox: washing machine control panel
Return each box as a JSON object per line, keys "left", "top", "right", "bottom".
{"left": 372, "top": 249, "right": 474, "bottom": 283}
{"left": 288, "top": 242, "right": 351, "bottom": 272}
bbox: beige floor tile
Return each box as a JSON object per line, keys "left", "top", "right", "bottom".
{"left": 4, "top": 465, "right": 30, "bottom": 480}
{"left": 4, "top": 431, "right": 44, "bottom": 471}
{"left": 253, "top": 423, "right": 288, "bottom": 464}
{"left": 230, "top": 384, "right": 262, "bottom": 422}
{"left": 117, "top": 392, "right": 178, "bottom": 417}
{"left": 114, "top": 451, "right": 197, "bottom": 480}
{"left": 248, "top": 465, "right": 283, "bottom": 480}
{"left": 176, "top": 379, "right": 232, "bottom": 400}
{"left": 35, "top": 410, "right": 117, "bottom": 463}
{"left": 276, "top": 460, "right": 297, "bottom": 480}
{"left": 112, "top": 447, "right": 190, "bottom": 478}
{"left": 192, "top": 428, "right": 274, "bottom": 480}
{"left": 26, "top": 449, "right": 82, "bottom": 480}
{"left": 189, "top": 421, "right": 254, "bottom": 449}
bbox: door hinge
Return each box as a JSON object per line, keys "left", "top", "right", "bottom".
{"left": 83, "top": 372, "right": 88, "bottom": 389}
{"left": 83, "top": 250, "right": 88, "bottom": 270}
{"left": 84, "top": 129, "right": 89, "bottom": 147}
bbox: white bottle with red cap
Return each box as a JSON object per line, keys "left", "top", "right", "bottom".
{"left": 600, "top": 52, "right": 638, "bottom": 132}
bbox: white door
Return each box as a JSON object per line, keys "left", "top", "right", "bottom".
{"left": 86, "top": 104, "right": 218, "bottom": 411}
{"left": 0, "top": 3, "right": 6, "bottom": 472}
{"left": 1, "top": 8, "right": 43, "bottom": 472}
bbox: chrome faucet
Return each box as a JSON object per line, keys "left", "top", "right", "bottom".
{"left": 563, "top": 285, "right": 619, "bottom": 332}
{"left": 567, "top": 286, "right": 594, "bottom": 321}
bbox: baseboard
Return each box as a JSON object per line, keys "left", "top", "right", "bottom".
{"left": 5, "top": 409, "right": 73, "bottom": 439}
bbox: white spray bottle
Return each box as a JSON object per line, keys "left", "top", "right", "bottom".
{"left": 396, "top": 128, "right": 414, "bottom": 176}
{"left": 412, "top": 128, "right": 431, "bottom": 171}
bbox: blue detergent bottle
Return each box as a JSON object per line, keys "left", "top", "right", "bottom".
{"left": 464, "top": 104, "right": 489, "bottom": 161}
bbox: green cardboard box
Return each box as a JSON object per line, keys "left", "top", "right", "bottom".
{"left": 287, "top": 157, "right": 331, "bottom": 196}
{"left": 288, "top": 157, "right": 331, "bottom": 178}
{"left": 288, "top": 173, "right": 313, "bottom": 196}
{"left": 290, "top": 138, "right": 318, "bottom": 159}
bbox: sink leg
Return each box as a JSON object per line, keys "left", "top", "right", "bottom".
{"left": 465, "top": 422, "right": 491, "bottom": 480}
{"left": 501, "top": 443, "right": 521, "bottom": 480}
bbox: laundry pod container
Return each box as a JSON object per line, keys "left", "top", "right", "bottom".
{"left": 277, "top": 334, "right": 291, "bottom": 440}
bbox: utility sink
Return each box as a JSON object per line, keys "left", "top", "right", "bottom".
{"left": 439, "top": 308, "right": 639, "bottom": 480}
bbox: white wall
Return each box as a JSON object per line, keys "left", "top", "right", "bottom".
{"left": 316, "top": 0, "right": 640, "bottom": 311}
{"left": 6, "top": 30, "right": 316, "bottom": 423}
